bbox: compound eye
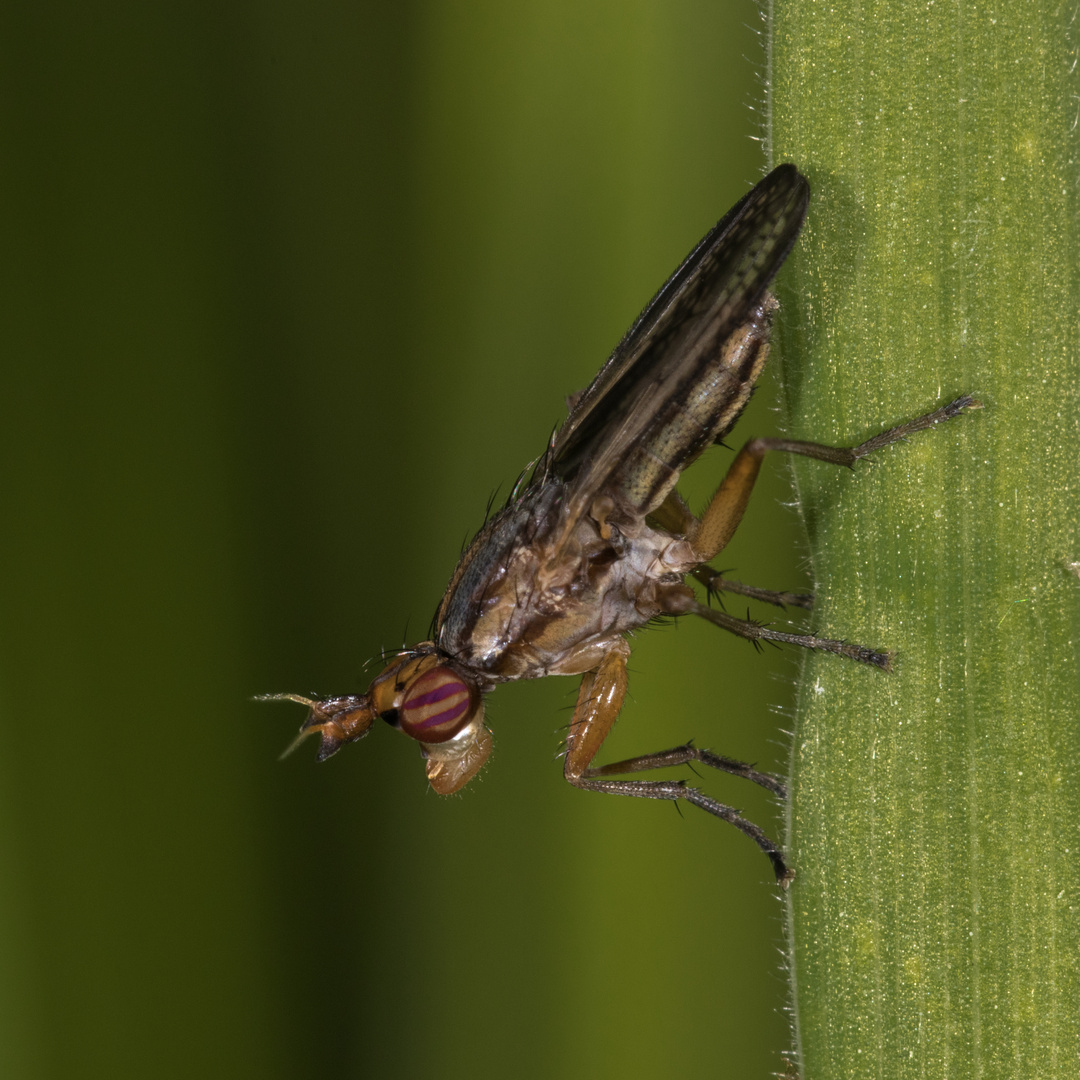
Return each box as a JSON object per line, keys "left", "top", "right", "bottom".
{"left": 399, "top": 667, "right": 478, "bottom": 743}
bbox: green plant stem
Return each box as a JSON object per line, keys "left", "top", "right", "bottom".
{"left": 769, "top": 3, "right": 1080, "bottom": 1077}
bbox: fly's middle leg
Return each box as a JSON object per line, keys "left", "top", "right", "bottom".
{"left": 690, "top": 567, "right": 814, "bottom": 610}
{"left": 692, "top": 602, "right": 894, "bottom": 669}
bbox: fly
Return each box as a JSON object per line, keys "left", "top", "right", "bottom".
{"left": 263, "top": 164, "right": 976, "bottom": 885}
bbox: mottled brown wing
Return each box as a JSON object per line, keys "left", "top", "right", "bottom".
{"left": 545, "top": 163, "right": 809, "bottom": 524}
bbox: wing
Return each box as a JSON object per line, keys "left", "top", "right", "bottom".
{"left": 541, "top": 163, "right": 809, "bottom": 532}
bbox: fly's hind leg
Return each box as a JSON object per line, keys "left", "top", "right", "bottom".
{"left": 564, "top": 642, "right": 792, "bottom": 885}
{"left": 689, "top": 396, "right": 978, "bottom": 564}
{"left": 683, "top": 395, "right": 978, "bottom": 666}
{"left": 651, "top": 494, "right": 813, "bottom": 610}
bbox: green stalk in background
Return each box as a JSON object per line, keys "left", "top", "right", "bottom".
{"left": 769, "top": 3, "right": 1080, "bottom": 1077}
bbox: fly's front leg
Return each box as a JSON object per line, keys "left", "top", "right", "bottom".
{"left": 587, "top": 745, "right": 787, "bottom": 799}
{"left": 564, "top": 641, "right": 793, "bottom": 885}
{"left": 562, "top": 640, "right": 632, "bottom": 782}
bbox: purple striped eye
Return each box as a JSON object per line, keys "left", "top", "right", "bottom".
{"left": 399, "top": 667, "right": 477, "bottom": 743}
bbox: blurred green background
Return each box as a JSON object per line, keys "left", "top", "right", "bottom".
{"left": 2, "top": 2, "right": 809, "bottom": 1076}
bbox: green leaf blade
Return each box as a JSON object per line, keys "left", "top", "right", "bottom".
{"left": 771, "top": 2, "right": 1080, "bottom": 1076}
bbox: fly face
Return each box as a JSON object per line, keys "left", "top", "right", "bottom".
{"left": 266, "top": 163, "right": 977, "bottom": 884}
{"left": 264, "top": 647, "right": 492, "bottom": 795}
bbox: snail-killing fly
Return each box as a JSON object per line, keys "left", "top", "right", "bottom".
{"left": 264, "top": 164, "right": 975, "bottom": 885}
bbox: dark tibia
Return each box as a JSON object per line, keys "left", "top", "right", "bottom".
{"left": 691, "top": 602, "right": 893, "bottom": 670}
{"left": 692, "top": 566, "right": 814, "bottom": 610}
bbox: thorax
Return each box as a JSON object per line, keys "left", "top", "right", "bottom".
{"left": 435, "top": 479, "right": 695, "bottom": 683}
